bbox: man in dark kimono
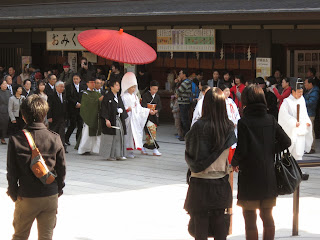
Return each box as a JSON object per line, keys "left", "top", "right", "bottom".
{"left": 141, "top": 80, "right": 162, "bottom": 156}
{"left": 77, "top": 78, "right": 103, "bottom": 154}
{"left": 99, "top": 79, "right": 128, "bottom": 161}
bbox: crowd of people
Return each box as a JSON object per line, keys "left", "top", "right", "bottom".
{"left": 0, "top": 58, "right": 161, "bottom": 157}
{"left": 179, "top": 67, "right": 318, "bottom": 240}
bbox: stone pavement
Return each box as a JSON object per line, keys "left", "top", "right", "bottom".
{"left": 0, "top": 124, "right": 319, "bottom": 240}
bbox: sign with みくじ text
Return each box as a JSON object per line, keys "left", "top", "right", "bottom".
{"left": 47, "top": 31, "right": 86, "bottom": 51}
{"left": 157, "top": 29, "right": 215, "bottom": 52}
{"left": 256, "top": 58, "right": 272, "bottom": 79}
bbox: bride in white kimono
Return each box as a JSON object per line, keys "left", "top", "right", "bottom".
{"left": 278, "top": 78, "right": 313, "bottom": 160}
{"left": 121, "top": 72, "right": 150, "bottom": 158}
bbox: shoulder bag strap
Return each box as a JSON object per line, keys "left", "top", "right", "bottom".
{"left": 22, "top": 129, "right": 36, "bottom": 150}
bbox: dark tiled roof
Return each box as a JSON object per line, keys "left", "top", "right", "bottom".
{"left": 0, "top": 0, "right": 320, "bottom": 20}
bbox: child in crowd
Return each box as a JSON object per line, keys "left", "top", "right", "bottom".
{"left": 121, "top": 72, "right": 151, "bottom": 158}
{"left": 141, "top": 80, "right": 162, "bottom": 156}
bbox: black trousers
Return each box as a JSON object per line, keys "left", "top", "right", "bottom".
{"left": 50, "top": 120, "right": 66, "bottom": 146}
{"left": 179, "top": 104, "right": 191, "bottom": 137}
{"left": 65, "top": 113, "right": 83, "bottom": 143}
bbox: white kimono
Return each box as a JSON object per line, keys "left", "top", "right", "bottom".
{"left": 226, "top": 98, "right": 240, "bottom": 149}
{"left": 122, "top": 92, "right": 149, "bottom": 150}
{"left": 191, "top": 96, "right": 204, "bottom": 127}
{"left": 278, "top": 94, "right": 313, "bottom": 160}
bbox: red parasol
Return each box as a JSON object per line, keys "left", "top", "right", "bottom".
{"left": 78, "top": 29, "right": 157, "bottom": 65}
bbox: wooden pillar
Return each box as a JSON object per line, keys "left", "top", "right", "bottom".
{"left": 292, "top": 185, "right": 300, "bottom": 236}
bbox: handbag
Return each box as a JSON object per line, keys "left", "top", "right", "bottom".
{"left": 275, "top": 149, "right": 302, "bottom": 195}
{"left": 23, "top": 129, "right": 57, "bottom": 185}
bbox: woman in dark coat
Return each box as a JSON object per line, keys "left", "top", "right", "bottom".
{"left": 0, "top": 79, "right": 11, "bottom": 144}
{"left": 231, "top": 84, "right": 291, "bottom": 240}
{"left": 184, "top": 87, "right": 237, "bottom": 240}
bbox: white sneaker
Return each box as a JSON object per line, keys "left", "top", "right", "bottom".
{"left": 107, "top": 157, "right": 116, "bottom": 161}
{"left": 127, "top": 153, "right": 135, "bottom": 159}
{"left": 153, "top": 149, "right": 162, "bottom": 156}
{"left": 116, "top": 156, "right": 127, "bottom": 161}
{"left": 141, "top": 147, "right": 148, "bottom": 155}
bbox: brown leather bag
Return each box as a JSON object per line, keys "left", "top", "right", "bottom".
{"left": 23, "top": 129, "right": 56, "bottom": 184}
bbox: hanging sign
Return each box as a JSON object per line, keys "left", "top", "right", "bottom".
{"left": 256, "top": 58, "right": 272, "bottom": 79}
{"left": 47, "top": 31, "right": 86, "bottom": 51}
{"left": 68, "top": 52, "right": 77, "bottom": 73}
{"left": 157, "top": 29, "right": 215, "bottom": 52}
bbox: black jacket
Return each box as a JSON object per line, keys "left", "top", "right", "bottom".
{"left": 231, "top": 103, "right": 291, "bottom": 201}
{"left": 100, "top": 91, "right": 128, "bottom": 135}
{"left": 22, "top": 88, "right": 34, "bottom": 98}
{"left": 185, "top": 119, "right": 236, "bottom": 173}
{"left": 44, "top": 84, "right": 55, "bottom": 97}
{"left": 141, "top": 91, "right": 162, "bottom": 125}
{"left": 7, "top": 122, "right": 66, "bottom": 201}
{"left": 47, "top": 91, "right": 67, "bottom": 123}
{"left": 65, "top": 83, "right": 84, "bottom": 115}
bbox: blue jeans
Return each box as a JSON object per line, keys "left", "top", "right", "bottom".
{"left": 179, "top": 104, "right": 191, "bottom": 137}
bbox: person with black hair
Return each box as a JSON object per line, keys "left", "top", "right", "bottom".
{"left": 269, "top": 77, "right": 291, "bottom": 109}
{"left": 304, "top": 77, "right": 319, "bottom": 154}
{"left": 306, "top": 67, "right": 319, "bottom": 87}
{"left": 77, "top": 57, "right": 95, "bottom": 83}
{"left": 0, "top": 78, "right": 11, "bottom": 144}
{"left": 207, "top": 69, "right": 221, "bottom": 88}
{"left": 185, "top": 87, "right": 236, "bottom": 240}
{"left": 137, "top": 65, "right": 151, "bottom": 96}
{"left": 8, "top": 66, "right": 19, "bottom": 88}
{"left": 230, "top": 75, "right": 245, "bottom": 109}
{"left": 100, "top": 79, "right": 128, "bottom": 161}
{"left": 141, "top": 80, "right": 162, "bottom": 156}
{"left": 65, "top": 74, "right": 85, "bottom": 145}
{"left": 22, "top": 79, "right": 34, "bottom": 98}
{"left": 278, "top": 78, "right": 312, "bottom": 161}
{"left": 77, "top": 78, "right": 103, "bottom": 155}
{"left": 44, "top": 74, "right": 57, "bottom": 97}
{"left": 218, "top": 71, "right": 232, "bottom": 89}
{"left": 109, "top": 62, "right": 124, "bottom": 84}
{"left": 232, "top": 84, "right": 291, "bottom": 240}
{"left": 8, "top": 84, "right": 25, "bottom": 135}
{"left": 254, "top": 77, "right": 278, "bottom": 119}
{"left": 176, "top": 69, "right": 192, "bottom": 140}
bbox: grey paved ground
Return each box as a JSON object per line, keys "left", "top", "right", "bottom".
{"left": 0, "top": 124, "right": 319, "bottom": 240}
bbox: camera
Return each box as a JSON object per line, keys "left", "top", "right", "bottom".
{"left": 83, "top": 62, "right": 88, "bottom": 66}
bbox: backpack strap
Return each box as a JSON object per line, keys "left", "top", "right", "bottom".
{"left": 22, "top": 129, "right": 36, "bottom": 150}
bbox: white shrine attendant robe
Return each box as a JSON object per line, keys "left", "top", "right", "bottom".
{"left": 226, "top": 98, "right": 240, "bottom": 149}
{"left": 278, "top": 94, "right": 313, "bottom": 160}
{"left": 122, "top": 92, "right": 149, "bottom": 150}
{"left": 191, "top": 96, "right": 204, "bottom": 127}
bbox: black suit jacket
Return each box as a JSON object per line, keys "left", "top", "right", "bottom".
{"left": 22, "top": 88, "right": 34, "bottom": 98}
{"left": 44, "top": 84, "right": 55, "bottom": 97}
{"left": 47, "top": 91, "right": 67, "bottom": 123}
{"left": 66, "top": 83, "right": 84, "bottom": 115}
{"left": 100, "top": 91, "right": 127, "bottom": 135}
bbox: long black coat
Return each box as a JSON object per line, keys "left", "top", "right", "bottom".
{"left": 100, "top": 91, "right": 127, "bottom": 135}
{"left": 231, "top": 103, "right": 291, "bottom": 201}
{"left": 65, "top": 83, "right": 84, "bottom": 116}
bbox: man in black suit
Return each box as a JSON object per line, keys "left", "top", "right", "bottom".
{"left": 47, "top": 81, "right": 68, "bottom": 152}
{"left": 65, "top": 74, "right": 84, "bottom": 145}
{"left": 44, "top": 74, "right": 57, "bottom": 97}
{"left": 94, "top": 78, "right": 106, "bottom": 95}
{"left": 22, "top": 79, "right": 34, "bottom": 97}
